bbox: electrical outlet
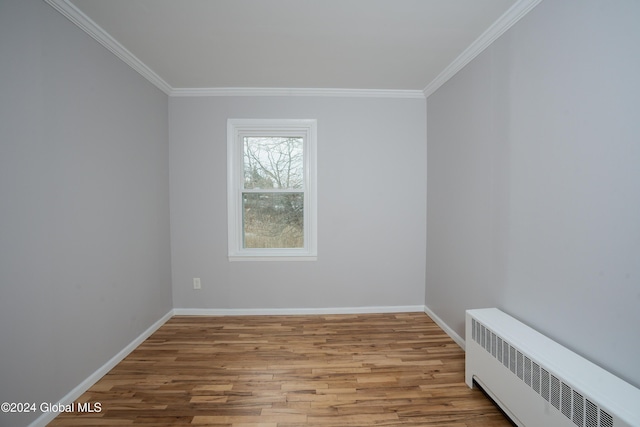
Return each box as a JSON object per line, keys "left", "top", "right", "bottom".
{"left": 193, "top": 278, "right": 201, "bottom": 289}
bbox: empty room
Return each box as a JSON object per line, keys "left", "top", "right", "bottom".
{"left": 1, "top": 0, "right": 639, "bottom": 426}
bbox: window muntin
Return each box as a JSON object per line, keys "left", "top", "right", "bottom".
{"left": 227, "top": 119, "right": 317, "bottom": 260}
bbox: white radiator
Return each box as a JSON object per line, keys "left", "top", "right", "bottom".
{"left": 465, "top": 308, "right": 640, "bottom": 427}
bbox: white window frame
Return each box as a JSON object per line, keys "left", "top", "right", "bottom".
{"left": 227, "top": 119, "right": 317, "bottom": 261}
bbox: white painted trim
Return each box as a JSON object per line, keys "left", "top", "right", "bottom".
{"left": 26, "top": 305, "right": 460, "bottom": 426}
{"left": 424, "top": 305, "right": 465, "bottom": 350}
{"left": 228, "top": 256, "right": 318, "bottom": 262}
{"left": 227, "top": 119, "right": 318, "bottom": 260}
{"left": 39, "top": 0, "right": 422, "bottom": 101}
{"left": 38, "top": 0, "right": 426, "bottom": 101}
{"left": 43, "top": 0, "right": 172, "bottom": 95}
{"left": 423, "top": 0, "right": 543, "bottom": 97}
{"left": 173, "top": 305, "right": 425, "bottom": 316}
{"left": 170, "top": 87, "right": 425, "bottom": 99}
{"left": 43, "top": 0, "right": 539, "bottom": 100}
{"left": 28, "top": 310, "right": 174, "bottom": 427}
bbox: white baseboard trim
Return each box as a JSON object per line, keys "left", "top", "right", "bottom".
{"left": 423, "top": 305, "right": 466, "bottom": 350}
{"left": 29, "top": 305, "right": 462, "bottom": 426}
{"left": 29, "top": 309, "right": 174, "bottom": 427}
{"left": 173, "top": 305, "right": 425, "bottom": 316}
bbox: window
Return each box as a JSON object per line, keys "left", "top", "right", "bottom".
{"left": 227, "top": 119, "right": 317, "bottom": 260}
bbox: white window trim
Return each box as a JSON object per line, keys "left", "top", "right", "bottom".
{"left": 227, "top": 119, "right": 317, "bottom": 261}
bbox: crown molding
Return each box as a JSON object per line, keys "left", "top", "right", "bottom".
{"left": 170, "top": 87, "right": 425, "bottom": 99}
{"left": 423, "top": 0, "right": 543, "bottom": 98}
{"left": 43, "top": 0, "right": 423, "bottom": 100}
{"left": 45, "top": 0, "right": 539, "bottom": 100}
{"left": 44, "top": 0, "right": 173, "bottom": 95}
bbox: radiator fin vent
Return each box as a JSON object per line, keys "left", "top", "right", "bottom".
{"left": 470, "top": 318, "right": 618, "bottom": 427}
{"left": 517, "top": 351, "right": 524, "bottom": 380}
{"left": 509, "top": 346, "right": 516, "bottom": 374}
{"left": 601, "top": 410, "right": 613, "bottom": 427}
{"left": 541, "top": 368, "right": 550, "bottom": 401}
{"left": 586, "top": 400, "right": 598, "bottom": 427}
{"left": 562, "top": 382, "right": 572, "bottom": 418}
{"left": 532, "top": 362, "right": 540, "bottom": 394}
{"left": 491, "top": 332, "right": 497, "bottom": 358}
{"left": 573, "top": 390, "right": 584, "bottom": 426}
{"left": 502, "top": 339, "right": 509, "bottom": 368}
{"left": 551, "top": 375, "right": 560, "bottom": 410}
{"left": 524, "top": 356, "right": 532, "bottom": 387}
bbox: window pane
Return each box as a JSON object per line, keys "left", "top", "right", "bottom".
{"left": 244, "top": 137, "right": 303, "bottom": 189}
{"left": 243, "top": 193, "right": 303, "bottom": 248}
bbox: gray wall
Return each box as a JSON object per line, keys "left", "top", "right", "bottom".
{"left": 426, "top": 0, "right": 640, "bottom": 388}
{"left": 0, "top": 1, "right": 172, "bottom": 425}
{"left": 170, "top": 96, "right": 426, "bottom": 310}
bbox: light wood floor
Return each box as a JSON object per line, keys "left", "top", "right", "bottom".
{"left": 49, "top": 312, "right": 512, "bottom": 426}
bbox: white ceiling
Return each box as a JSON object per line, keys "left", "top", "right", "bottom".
{"left": 53, "top": 0, "right": 538, "bottom": 95}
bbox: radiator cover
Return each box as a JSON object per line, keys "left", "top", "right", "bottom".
{"left": 465, "top": 308, "right": 640, "bottom": 427}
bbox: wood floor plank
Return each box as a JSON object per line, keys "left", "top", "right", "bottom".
{"left": 48, "top": 313, "right": 513, "bottom": 426}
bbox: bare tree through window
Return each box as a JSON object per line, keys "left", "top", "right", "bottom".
{"left": 242, "top": 137, "right": 304, "bottom": 248}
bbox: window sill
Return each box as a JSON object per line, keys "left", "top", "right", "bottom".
{"left": 228, "top": 255, "right": 318, "bottom": 262}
